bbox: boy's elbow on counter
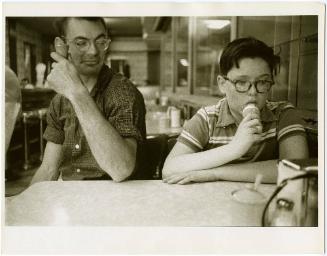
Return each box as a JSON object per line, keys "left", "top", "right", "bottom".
{"left": 162, "top": 164, "right": 176, "bottom": 179}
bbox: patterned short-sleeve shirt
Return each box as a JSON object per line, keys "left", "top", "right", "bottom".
{"left": 43, "top": 65, "right": 146, "bottom": 180}
{"left": 178, "top": 98, "right": 306, "bottom": 163}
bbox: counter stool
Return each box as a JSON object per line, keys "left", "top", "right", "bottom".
{"left": 22, "top": 110, "right": 38, "bottom": 170}
{"left": 22, "top": 108, "right": 48, "bottom": 170}
{"left": 38, "top": 108, "right": 48, "bottom": 161}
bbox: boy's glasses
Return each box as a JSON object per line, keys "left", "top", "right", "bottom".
{"left": 223, "top": 76, "right": 274, "bottom": 93}
{"left": 62, "top": 37, "right": 111, "bottom": 52}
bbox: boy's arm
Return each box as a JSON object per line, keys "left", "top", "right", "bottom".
{"left": 163, "top": 135, "right": 308, "bottom": 185}
{"left": 162, "top": 141, "right": 240, "bottom": 179}
{"left": 279, "top": 134, "right": 309, "bottom": 159}
{"left": 163, "top": 160, "right": 277, "bottom": 184}
{"left": 162, "top": 114, "right": 262, "bottom": 178}
{"left": 30, "top": 142, "right": 63, "bottom": 185}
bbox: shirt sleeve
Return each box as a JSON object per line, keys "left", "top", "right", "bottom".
{"left": 43, "top": 94, "right": 65, "bottom": 144}
{"left": 277, "top": 103, "right": 307, "bottom": 141}
{"left": 177, "top": 107, "right": 210, "bottom": 151}
{"left": 104, "top": 76, "right": 146, "bottom": 143}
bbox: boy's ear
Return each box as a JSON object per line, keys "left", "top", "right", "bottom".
{"left": 217, "top": 75, "right": 227, "bottom": 95}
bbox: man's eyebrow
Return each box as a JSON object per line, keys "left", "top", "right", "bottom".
{"left": 95, "top": 33, "right": 107, "bottom": 39}
{"left": 74, "top": 36, "right": 88, "bottom": 40}
{"left": 73, "top": 34, "right": 107, "bottom": 40}
{"left": 256, "top": 74, "right": 272, "bottom": 79}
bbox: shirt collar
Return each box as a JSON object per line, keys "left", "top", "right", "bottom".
{"left": 215, "top": 98, "right": 277, "bottom": 128}
{"left": 90, "top": 65, "right": 114, "bottom": 98}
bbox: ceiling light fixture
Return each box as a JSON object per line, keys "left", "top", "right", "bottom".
{"left": 203, "top": 20, "right": 230, "bottom": 30}
{"left": 180, "top": 59, "right": 189, "bottom": 67}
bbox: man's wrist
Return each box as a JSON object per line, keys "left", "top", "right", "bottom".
{"left": 68, "top": 86, "right": 89, "bottom": 102}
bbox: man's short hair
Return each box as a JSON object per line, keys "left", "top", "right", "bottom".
{"left": 219, "top": 37, "right": 280, "bottom": 76}
{"left": 53, "top": 17, "right": 108, "bottom": 37}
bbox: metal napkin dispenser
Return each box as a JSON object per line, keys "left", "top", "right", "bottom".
{"left": 262, "top": 159, "right": 318, "bottom": 226}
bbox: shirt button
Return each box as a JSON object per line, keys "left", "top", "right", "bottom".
{"left": 75, "top": 144, "right": 80, "bottom": 149}
{"left": 76, "top": 168, "right": 81, "bottom": 173}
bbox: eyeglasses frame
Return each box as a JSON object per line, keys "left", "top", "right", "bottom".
{"left": 223, "top": 76, "right": 274, "bottom": 94}
{"left": 61, "top": 36, "right": 111, "bottom": 52}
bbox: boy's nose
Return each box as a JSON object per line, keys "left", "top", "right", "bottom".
{"left": 248, "top": 83, "right": 258, "bottom": 95}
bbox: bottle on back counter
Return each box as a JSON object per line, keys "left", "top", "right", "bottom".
{"left": 269, "top": 198, "right": 297, "bottom": 226}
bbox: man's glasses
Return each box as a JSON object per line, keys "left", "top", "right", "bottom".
{"left": 223, "top": 76, "right": 274, "bottom": 93}
{"left": 62, "top": 37, "right": 111, "bottom": 52}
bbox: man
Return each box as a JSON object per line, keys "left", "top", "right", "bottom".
{"left": 162, "top": 37, "right": 309, "bottom": 184}
{"left": 30, "top": 17, "right": 146, "bottom": 184}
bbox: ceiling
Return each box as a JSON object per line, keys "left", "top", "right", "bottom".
{"left": 8, "top": 17, "right": 144, "bottom": 39}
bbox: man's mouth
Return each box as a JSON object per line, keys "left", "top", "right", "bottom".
{"left": 83, "top": 60, "right": 99, "bottom": 65}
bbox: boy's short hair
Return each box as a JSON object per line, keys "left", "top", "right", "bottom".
{"left": 219, "top": 37, "right": 280, "bottom": 76}
{"left": 53, "top": 17, "right": 108, "bottom": 37}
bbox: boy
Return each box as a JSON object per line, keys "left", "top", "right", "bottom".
{"left": 162, "top": 37, "right": 309, "bottom": 184}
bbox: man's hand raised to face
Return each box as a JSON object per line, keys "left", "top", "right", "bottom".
{"left": 47, "top": 52, "right": 87, "bottom": 100}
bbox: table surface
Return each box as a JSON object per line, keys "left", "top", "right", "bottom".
{"left": 5, "top": 180, "right": 275, "bottom": 226}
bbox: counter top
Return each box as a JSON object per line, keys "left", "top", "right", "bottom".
{"left": 162, "top": 91, "right": 220, "bottom": 108}
{"left": 146, "top": 111, "right": 183, "bottom": 136}
{"left": 6, "top": 180, "right": 275, "bottom": 226}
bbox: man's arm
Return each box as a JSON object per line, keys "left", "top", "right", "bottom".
{"left": 69, "top": 90, "right": 137, "bottom": 182}
{"left": 30, "top": 142, "right": 63, "bottom": 185}
{"left": 47, "top": 53, "right": 138, "bottom": 182}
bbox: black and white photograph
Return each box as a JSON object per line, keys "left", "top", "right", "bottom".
{"left": 1, "top": 1, "right": 325, "bottom": 254}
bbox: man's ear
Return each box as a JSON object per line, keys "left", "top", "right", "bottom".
{"left": 217, "top": 75, "right": 227, "bottom": 95}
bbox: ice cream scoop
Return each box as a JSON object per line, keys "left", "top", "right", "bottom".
{"left": 242, "top": 103, "right": 260, "bottom": 118}
{"left": 242, "top": 103, "right": 262, "bottom": 133}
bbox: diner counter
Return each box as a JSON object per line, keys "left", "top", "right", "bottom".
{"left": 6, "top": 180, "right": 275, "bottom": 226}
{"left": 146, "top": 111, "right": 183, "bottom": 136}
{"left": 146, "top": 119, "right": 183, "bottom": 136}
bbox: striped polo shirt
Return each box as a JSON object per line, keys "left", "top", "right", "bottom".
{"left": 178, "top": 98, "right": 306, "bottom": 163}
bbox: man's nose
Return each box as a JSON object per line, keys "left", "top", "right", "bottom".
{"left": 86, "top": 41, "right": 98, "bottom": 55}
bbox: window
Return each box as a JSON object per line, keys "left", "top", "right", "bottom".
{"left": 194, "top": 17, "right": 231, "bottom": 96}
{"left": 23, "top": 42, "right": 36, "bottom": 84}
{"left": 161, "top": 23, "right": 172, "bottom": 91}
{"left": 158, "top": 15, "right": 318, "bottom": 115}
{"left": 176, "top": 17, "right": 189, "bottom": 94}
{"left": 237, "top": 16, "right": 318, "bottom": 112}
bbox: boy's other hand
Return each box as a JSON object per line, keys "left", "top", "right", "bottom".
{"left": 163, "top": 170, "right": 218, "bottom": 185}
